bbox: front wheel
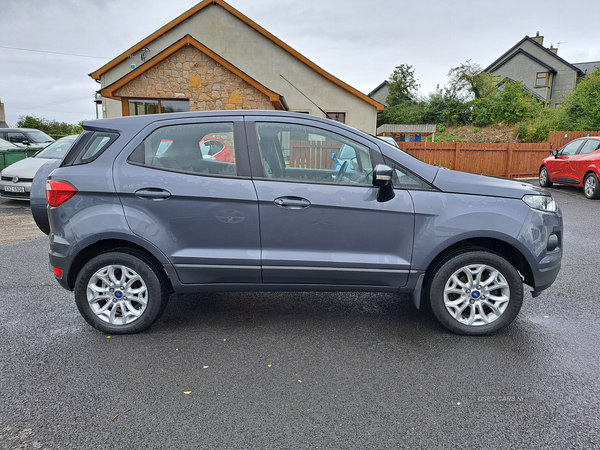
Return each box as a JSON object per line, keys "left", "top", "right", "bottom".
{"left": 74, "top": 251, "right": 170, "bottom": 334}
{"left": 539, "top": 166, "right": 552, "bottom": 187}
{"left": 583, "top": 172, "right": 600, "bottom": 199}
{"left": 425, "top": 251, "right": 523, "bottom": 336}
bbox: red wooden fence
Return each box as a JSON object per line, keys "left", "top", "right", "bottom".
{"left": 396, "top": 141, "right": 553, "bottom": 178}
{"left": 548, "top": 131, "right": 600, "bottom": 149}
{"left": 289, "top": 140, "right": 340, "bottom": 169}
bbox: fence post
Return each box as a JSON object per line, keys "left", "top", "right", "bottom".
{"left": 454, "top": 142, "right": 461, "bottom": 171}
{"left": 506, "top": 143, "right": 514, "bottom": 178}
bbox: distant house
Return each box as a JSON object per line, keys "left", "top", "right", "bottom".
{"left": 368, "top": 81, "right": 390, "bottom": 107}
{"left": 484, "top": 32, "right": 600, "bottom": 107}
{"left": 90, "top": 0, "right": 383, "bottom": 133}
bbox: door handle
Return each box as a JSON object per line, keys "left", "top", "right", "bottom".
{"left": 135, "top": 188, "right": 172, "bottom": 200}
{"left": 274, "top": 196, "right": 311, "bottom": 209}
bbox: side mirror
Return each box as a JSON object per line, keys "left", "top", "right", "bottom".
{"left": 372, "top": 164, "right": 395, "bottom": 202}
{"left": 330, "top": 152, "right": 336, "bottom": 161}
{"left": 552, "top": 150, "right": 558, "bottom": 158}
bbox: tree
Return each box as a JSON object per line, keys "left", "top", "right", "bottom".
{"left": 554, "top": 67, "right": 600, "bottom": 130}
{"left": 447, "top": 60, "right": 495, "bottom": 99}
{"left": 387, "top": 64, "right": 420, "bottom": 106}
{"left": 16, "top": 115, "right": 83, "bottom": 136}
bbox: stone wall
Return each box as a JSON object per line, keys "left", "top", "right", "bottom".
{"left": 114, "top": 46, "right": 275, "bottom": 111}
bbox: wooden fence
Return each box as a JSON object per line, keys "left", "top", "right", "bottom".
{"left": 289, "top": 140, "right": 340, "bottom": 169}
{"left": 548, "top": 131, "right": 600, "bottom": 149}
{"left": 287, "top": 139, "right": 556, "bottom": 179}
{"left": 396, "top": 142, "right": 552, "bottom": 178}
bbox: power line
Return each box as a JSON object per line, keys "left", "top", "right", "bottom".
{"left": 9, "top": 95, "right": 95, "bottom": 111}
{"left": 0, "top": 45, "right": 110, "bottom": 60}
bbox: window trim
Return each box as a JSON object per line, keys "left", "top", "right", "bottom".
{"left": 251, "top": 120, "right": 376, "bottom": 187}
{"left": 126, "top": 120, "right": 248, "bottom": 180}
{"left": 535, "top": 72, "right": 549, "bottom": 87}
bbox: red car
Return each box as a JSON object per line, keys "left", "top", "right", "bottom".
{"left": 199, "top": 136, "right": 234, "bottom": 162}
{"left": 539, "top": 137, "right": 600, "bottom": 199}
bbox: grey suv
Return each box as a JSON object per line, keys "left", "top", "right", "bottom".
{"left": 31, "top": 111, "right": 563, "bottom": 335}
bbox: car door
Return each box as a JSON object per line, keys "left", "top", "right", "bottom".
{"left": 567, "top": 139, "right": 600, "bottom": 183}
{"left": 245, "top": 117, "right": 415, "bottom": 288}
{"left": 548, "top": 139, "right": 584, "bottom": 183}
{"left": 112, "top": 117, "right": 262, "bottom": 285}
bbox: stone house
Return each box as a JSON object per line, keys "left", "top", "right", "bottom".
{"left": 484, "top": 32, "right": 599, "bottom": 107}
{"left": 90, "top": 0, "right": 383, "bottom": 133}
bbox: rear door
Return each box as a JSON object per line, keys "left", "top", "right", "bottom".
{"left": 113, "top": 116, "right": 261, "bottom": 285}
{"left": 245, "top": 116, "right": 415, "bottom": 288}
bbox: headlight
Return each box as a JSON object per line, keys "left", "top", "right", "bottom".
{"left": 522, "top": 194, "right": 558, "bottom": 213}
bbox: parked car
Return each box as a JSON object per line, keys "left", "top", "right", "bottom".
{"left": 0, "top": 135, "right": 77, "bottom": 200}
{"left": 199, "top": 136, "right": 235, "bottom": 162}
{"left": 539, "top": 137, "right": 600, "bottom": 199}
{"left": 377, "top": 135, "right": 400, "bottom": 148}
{"left": 31, "top": 111, "right": 563, "bottom": 336}
{"left": 0, "top": 138, "right": 23, "bottom": 150}
{"left": 0, "top": 128, "right": 55, "bottom": 148}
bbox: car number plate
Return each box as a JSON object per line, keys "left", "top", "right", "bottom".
{"left": 4, "top": 185, "right": 25, "bottom": 193}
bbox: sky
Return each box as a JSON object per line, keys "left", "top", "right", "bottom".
{"left": 1, "top": 0, "right": 599, "bottom": 126}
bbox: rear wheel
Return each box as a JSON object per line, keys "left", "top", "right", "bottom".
{"left": 539, "top": 166, "right": 552, "bottom": 187}
{"left": 425, "top": 251, "right": 523, "bottom": 335}
{"left": 583, "top": 172, "right": 600, "bottom": 199}
{"left": 74, "top": 251, "right": 169, "bottom": 334}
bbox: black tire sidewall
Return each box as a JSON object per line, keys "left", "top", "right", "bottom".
{"left": 74, "top": 252, "right": 168, "bottom": 334}
{"left": 427, "top": 251, "right": 523, "bottom": 336}
{"left": 539, "top": 167, "right": 552, "bottom": 187}
{"left": 584, "top": 173, "right": 600, "bottom": 199}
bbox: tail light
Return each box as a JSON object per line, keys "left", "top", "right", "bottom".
{"left": 46, "top": 180, "right": 78, "bottom": 207}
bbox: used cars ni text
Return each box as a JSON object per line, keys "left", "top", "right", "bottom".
{"left": 32, "top": 111, "right": 563, "bottom": 335}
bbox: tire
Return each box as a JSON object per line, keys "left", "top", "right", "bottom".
{"left": 583, "top": 172, "right": 600, "bottom": 199}
{"left": 74, "top": 251, "right": 170, "bottom": 334}
{"left": 539, "top": 166, "right": 552, "bottom": 187}
{"left": 425, "top": 251, "right": 523, "bottom": 336}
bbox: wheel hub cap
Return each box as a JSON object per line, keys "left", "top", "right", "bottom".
{"left": 86, "top": 264, "right": 148, "bottom": 325}
{"left": 443, "top": 264, "right": 510, "bottom": 326}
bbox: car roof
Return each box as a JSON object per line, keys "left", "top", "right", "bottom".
{"left": 0, "top": 128, "right": 44, "bottom": 132}
{"left": 82, "top": 110, "right": 361, "bottom": 135}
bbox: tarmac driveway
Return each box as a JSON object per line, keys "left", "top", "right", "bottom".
{"left": 0, "top": 183, "right": 599, "bottom": 449}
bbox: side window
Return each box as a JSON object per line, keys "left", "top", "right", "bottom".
{"left": 62, "top": 131, "right": 119, "bottom": 166}
{"left": 255, "top": 122, "right": 373, "bottom": 186}
{"left": 560, "top": 140, "right": 583, "bottom": 156}
{"left": 578, "top": 139, "right": 600, "bottom": 155}
{"left": 7, "top": 132, "right": 27, "bottom": 143}
{"left": 383, "top": 156, "right": 434, "bottom": 191}
{"left": 128, "top": 123, "right": 237, "bottom": 176}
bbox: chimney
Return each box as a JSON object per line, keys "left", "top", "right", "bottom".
{"left": 0, "top": 97, "right": 7, "bottom": 127}
{"left": 532, "top": 31, "right": 544, "bottom": 46}
{"left": 549, "top": 44, "right": 558, "bottom": 54}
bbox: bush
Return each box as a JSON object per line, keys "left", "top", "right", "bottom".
{"left": 16, "top": 115, "right": 83, "bottom": 136}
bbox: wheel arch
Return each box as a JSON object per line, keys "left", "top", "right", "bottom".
{"left": 421, "top": 237, "right": 534, "bottom": 290}
{"left": 66, "top": 239, "right": 174, "bottom": 293}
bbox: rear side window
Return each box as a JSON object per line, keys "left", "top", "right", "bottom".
{"left": 128, "top": 123, "right": 237, "bottom": 177}
{"left": 62, "top": 131, "right": 119, "bottom": 166}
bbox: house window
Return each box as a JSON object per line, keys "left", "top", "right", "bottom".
{"left": 326, "top": 112, "right": 346, "bottom": 124}
{"left": 535, "top": 72, "right": 549, "bottom": 87}
{"left": 127, "top": 99, "right": 190, "bottom": 116}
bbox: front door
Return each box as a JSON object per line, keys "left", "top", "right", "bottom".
{"left": 247, "top": 118, "right": 414, "bottom": 287}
